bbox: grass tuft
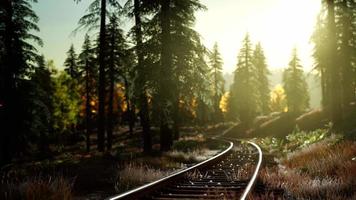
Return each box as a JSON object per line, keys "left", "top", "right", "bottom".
{"left": 115, "top": 163, "right": 172, "bottom": 192}
{"left": 1, "top": 175, "right": 74, "bottom": 200}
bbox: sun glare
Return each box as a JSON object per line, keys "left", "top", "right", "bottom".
{"left": 195, "top": 0, "right": 321, "bottom": 73}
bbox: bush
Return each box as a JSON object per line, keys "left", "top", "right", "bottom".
{"left": 286, "top": 128, "right": 329, "bottom": 149}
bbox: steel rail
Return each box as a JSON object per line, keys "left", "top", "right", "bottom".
{"left": 239, "top": 141, "right": 263, "bottom": 200}
{"left": 218, "top": 125, "right": 263, "bottom": 200}
{"left": 106, "top": 124, "right": 263, "bottom": 200}
{"left": 107, "top": 140, "right": 233, "bottom": 200}
{"left": 219, "top": 135, "right": 263, "bottom": 200}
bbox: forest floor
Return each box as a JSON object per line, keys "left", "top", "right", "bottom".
{"left": 2, "top": 119, "right": 355, "bottom": 200}
{"left": 0, "top": 123, "right": 232, "bottom": 200}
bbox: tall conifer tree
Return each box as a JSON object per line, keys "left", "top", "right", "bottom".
{"left": 209, "top": 42, "right": 225, "bottom": 121}
{"left": 229, "top": 34, "right": 259, "bottom": 126}
{"left": 106, "top": 15, "right": 126, "bottom": 150}
{"left": 282, "top": 48, "right": 309, "bottom": 114}
{"left": 253, "top": 43, "right": 270, "bottom": 115}
{"left": 78, "top": 34, "right": 96, "bottom": 152}
{"left": 0, "top": 0, "right": 42, "bottom": 165}
{"left": 124, "top": 0, "right": 153, "bottom": 153}
{"left": 64, "top": 44, "right": 79, "bottom": 78}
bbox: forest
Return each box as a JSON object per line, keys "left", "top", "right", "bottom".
{"left": 0, "top": 0, "right": 356, "bottom": 199}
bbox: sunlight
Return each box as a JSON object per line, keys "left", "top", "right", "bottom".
{"left": 195, "top": 0, "right": 321, "bottom": 73}
{"left": 3, "top": 1, "right": 356, "bottom": 199}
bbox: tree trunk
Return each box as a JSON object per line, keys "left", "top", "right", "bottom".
{"left": 123, "top": 77, "right": 134, "bottom": 135}
{"left": 134, "top": 0, "right": 152, "bottom": 153}
{"left": 97, "top": 0, "right": 107, "bottom": 151}
{"left": 107, "top": 22, "right": 116, "bottom": 151}
{"left": 85, "top": 63, "right": 91, "bottom": 152}
{"left": 327, "top": 0, "right": 343, "bottom": 129}
{"left": 173, "top": 96, "right": 180, "bottom": 140}
{"left": 129, "top": 104, "right": 135, "bottom": 135}
{"left": 159, "top": 0, "right": 173, "bottom": 151}
{"left": 214, "top": 67, "right": 219, "bottom": 122}
{"left": 320, "top": 66, "right": 332, "bottom": 121}
{"left": 140, "top": 94, "right": 152, "bottom": 153}
{"left": 107, "top": 69, "right": 114, "bottom": 150}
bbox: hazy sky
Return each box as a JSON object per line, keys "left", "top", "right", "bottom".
{"left": 33, "top": 0, "right": 321, "bottom": 73}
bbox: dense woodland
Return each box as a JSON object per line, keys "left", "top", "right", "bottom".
{"left": 0, "top": 0, "right": 356, "bottom": 165}
{"left": 0, "top": 0, "right": 356, "bottom": 174}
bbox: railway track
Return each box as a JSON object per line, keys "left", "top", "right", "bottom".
{"left": 107, "top": 137, "right": 262, "bottom": 200}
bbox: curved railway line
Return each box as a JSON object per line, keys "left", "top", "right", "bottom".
{"left": 107, "top": 131, "right": 263, "bottom": 200}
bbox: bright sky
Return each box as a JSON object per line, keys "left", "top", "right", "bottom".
{"left": 195, "top": 0, "right": 321, "bottom": 73}
{"left": 33, "top": 0, "right": 321, "bottom": 73}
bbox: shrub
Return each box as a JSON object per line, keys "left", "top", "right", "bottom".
{"left": 286, "top": 128, "right": 328, "bottom": 149}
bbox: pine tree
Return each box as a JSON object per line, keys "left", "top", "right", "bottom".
{"left": 78, "top": 34, "right": 96, "bottom": 152}
{"left": 133, "top": 0, "right": 152, "bottom": 152}
{"left": 63, "top": 44, "right": 81, "bottom": 136}
{"left": 75, "top": 0, "right": 120, "bottom": 151}
{"left": 229, "top": 34, "right": 259, "bottom": 126}
{"left": 97, "top": 0, "right": 108, "bottom": 152}
{"left": 106, "top": 15, "right": 126, "bottom": 150}
{"left": 186, "top": 41, "right": 211, "bottom": 126}
{"left": 282, "top": 48, "right": 309, "bottom": 114}
{"left": 31, "top": 55, "right": 55, "bottom": 155}
{"left": 124, "top": 0, "right": 207, "bottom": 151}
{"left": 312, "top": 0, "right": 356, "bottom": 130}
{"left": 170, "top": 0, "right": 207, "bottom": 138}
{"left": 0, "top": 0, "right": 42, "bottom": 165}
{"left": 209, "top": 42, "right": 225, "bottom": 122}
{"left": 64, "top": 44, "right": 79, "bottom": 78}
{"left": 253, "top": 42, "right": 270, "bottom": 115}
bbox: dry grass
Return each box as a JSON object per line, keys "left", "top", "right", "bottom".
{"left": 1, "top": 175, "right": 74, "bottom": 200}
{"left": 179, "top": 133, "right": 205, "bottom": 142}
{"left": 115, "top": 163, "right": 173, "bottom": 192}
{"left": 165, "top": 149, "right": 219, "bottom": 163}
{"left": 115, "top": 148, "right": 220, "bottom": 192}
{"left": 257, "top": 140, "right": 356, "bottom": 199}
{"left": 282, "top": 140, "right": 356, "bottom": 178}
{"left": 134, "top": 156, "right": 184, "bottom": 169}
{"left": 259, "top": 167, "right": 354, "bottom": 199}
{"left": 247, "top": 191, "right": 285, "bottom": 200}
